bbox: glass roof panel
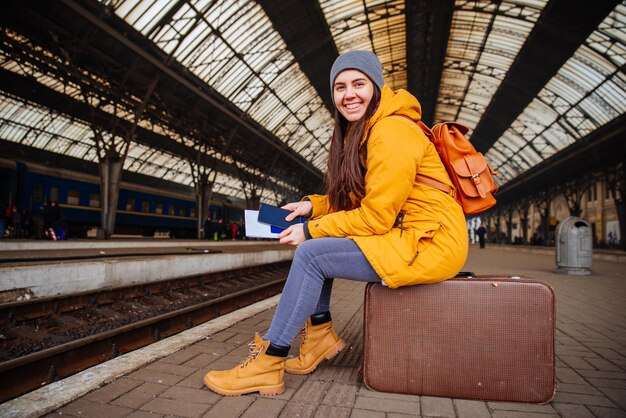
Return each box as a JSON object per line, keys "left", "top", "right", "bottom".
{"left": 320, "top": 0, "right": 406, "bottom": 90}
{"left": 486, "top": 3, "right": 626, "bottom": 183}
{"left": 104, "top": 0, "right": 333, "bottom": 171}
{"left": 0, "top": 92, "right": 277, "bottom": 201}
{"left": 438, "top": 0, "right": 548, "bottom": 126}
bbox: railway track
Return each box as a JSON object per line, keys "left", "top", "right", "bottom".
{"left": 0, "top": 261, "right": 290, "bottom": 402}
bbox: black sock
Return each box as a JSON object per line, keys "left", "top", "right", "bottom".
{"left": 310, "top": 311, "right": 332, "bottom": 325}
{"left": 266, "top": 342, "right": 290, "bottom": 357}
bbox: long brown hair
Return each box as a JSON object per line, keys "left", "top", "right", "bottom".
{"left": 326, "top": 86, "right": 381, "bottom": 212}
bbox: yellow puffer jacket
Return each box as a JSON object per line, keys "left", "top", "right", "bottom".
{"left": 305, "top": 85, "right": 468, "bottom": 288}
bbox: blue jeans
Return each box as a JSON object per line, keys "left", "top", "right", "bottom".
{"left": 265, "top": 238, "right": 381, "bottom": 347}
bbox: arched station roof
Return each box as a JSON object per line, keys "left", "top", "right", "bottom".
{"left": 0, "top": 0, "right": 624, "bottom": 205}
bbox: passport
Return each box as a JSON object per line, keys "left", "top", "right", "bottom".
{"left": 258, "top": 203, "right": 305, "bottom": 231}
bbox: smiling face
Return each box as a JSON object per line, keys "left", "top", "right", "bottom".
{"left": 333, "top": 69, "right": 375, "bottom": 123}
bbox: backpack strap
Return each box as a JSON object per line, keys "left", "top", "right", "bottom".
{"left": 415, "top": 174, "right": 456, "bottom": 198}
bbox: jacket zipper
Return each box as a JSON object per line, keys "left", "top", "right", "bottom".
{"left": 395, "top": 211, "right": 405, "bottom": 237}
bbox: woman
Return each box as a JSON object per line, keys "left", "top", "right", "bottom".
{"left": 203, "top": 50, "right": 468, "bottom": 396}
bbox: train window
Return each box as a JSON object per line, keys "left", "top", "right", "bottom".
{"left": 155, "top": 202, "right": 163, "bottom": 214}
{"left": 142, "top": 200, "right": 151, "bottom": 213}
{"left": 33, "top": 183, "right": 43, "bottom": 204}
{"left": 168, "top": 204, "right": 175, "bottom": 216}
{"left": 67, "top": 189, "right": 80, "bottom": 205}
{"left": 190, "top": 208, "right": 196, "bottom": 218}
{"left": 89, "top": 193, "right": 100, "bottom": 207}
{"left": 126, "top": 198, "right": 135, "bottom": 211}
{"left": 50, "top": 186, "right": 59, "bottom": 203}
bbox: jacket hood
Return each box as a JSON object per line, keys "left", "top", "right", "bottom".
{"left": 364, "top": 85, "right": 422, "bottom": 142}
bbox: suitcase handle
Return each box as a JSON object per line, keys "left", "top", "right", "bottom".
{"left": 455, "top": 271, "right": 477, "bottom": 278}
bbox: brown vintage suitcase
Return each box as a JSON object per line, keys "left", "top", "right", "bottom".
{"left": 363, "top": 275, "right": 556, "bottom": 403}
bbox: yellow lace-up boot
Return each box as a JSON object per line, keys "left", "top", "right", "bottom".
{"left": 203, "top": 333, "right": 287, "bottom": 396}
{"left": 285, "top": 312, "right": 346, "bottom": 375}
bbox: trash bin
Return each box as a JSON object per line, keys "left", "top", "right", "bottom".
{"left": 555, "top": 216, "right": 592, "bottom": 275}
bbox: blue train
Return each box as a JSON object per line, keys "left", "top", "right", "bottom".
{"left": 0, "top": 158, "right": 245, "bottom": 239}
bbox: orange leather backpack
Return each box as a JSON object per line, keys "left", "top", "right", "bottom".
{"left": 416, "top": 121, "right": 498, "bottom": 215}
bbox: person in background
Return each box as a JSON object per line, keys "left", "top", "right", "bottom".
{"left": 10, "top": 206, "right": 21, "bottom": 238}
{"left": 476, "top": 224, "right": 487, "bottom": 248}
{"left": 203, "top": 215, "right": 212, "bottom": 240}
{"left": 203, "top": 50, "right": 468, "bottom": 397}
{"left": 0, "top": 203, "right": 6, "bottom": 238}
{"left": 231, "top": 222, "right": 238, "bottom": 240}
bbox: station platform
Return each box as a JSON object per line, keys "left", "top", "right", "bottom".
{"left": 1, "top": 244, "right": 625, "bottom": 418}
{"left": 0, "top": 240, "right": 293, "bottom": 302}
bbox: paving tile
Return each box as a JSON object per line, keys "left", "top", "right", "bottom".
{"left": 312, "top": 404, "right": 352, "bottom": 418}
{"left": 585, "top": 357, "right": 624, "bottom": 372}
{"left": 279, "top": 401, "right": 318, "bottom": 418}
{"left": 111, "top": 382, "right": 169, "bottom": 409}
{"left": 160, "top": 385, "right": 220, "bottom": 405}
{"left": 591, "top": 347, "right": 626, "bottom": 360}
{"left": 127, "top": 368, "right": 187, "bottom": 386}
{"left": 577, "top": 369, "right": 626, "bottom": 379}
{"left": 586, "top": 405, "right": 626, "bottom": 418}
{"left": 491, "top": 411, "right": 559, "bottom": 417}
{"left": 313, "top": 364, "right": 360, "bottom": 383}
{"left": 182, "top": 352, "right": 223, "bottom": 369}
{"left": 201, "top": 396, "right": 254, "bottom": 418}
{"left": 488, "top": 401, "right": 557, "bottom": 414}
{"left": 205, "top": 330, "right": 238, "bottom": 342}
{"left": 559, "top": 356, "right": 596, "bottom": 370}
{"left": 556, "top": 367, "right": 588, "bottom": 384}
{"left": 145, "top": 361, "right": 198, "bottom": 377}
{"left": 125, "top": 411, "right": 165, "bottom": 418}
{"left": 349, "top": 409, "right": 386, "bottom": 418}
{"left": 321, "top": 382, "right": 358, "bottom": 407}
{"left": 240, "top": 397, "right": 287, "bottom": 418}
{"left": 596, "top": 387, "right": 626, "bottom": 410}
{"left": 225, "top": 332, "right": 257, "bottom": 345}
{"left": 552, "top": 392, "right": 617, "bottom": 407}
{"left": 421, "top": 396, "right": 455, "bottom": 417}
{"left": 556, "top": 382, "right": 602, "bottom": 395}
{"left": 176, "top": 369, "right": 208, "bottom": 389}
{"left": 291, "top": 379, "right": 332, "bottom": 404}
{"left": 587, "top": 377, "right": 626, "bottom": 389}
{"left": 140, "top": 397, "right": 210, "bottom": 417}
{"left": 453, "top": 399, "right": 491, "bottom": 418}
{"left": 160, "top": 346, "right": 206, "bottom": 365}
{"left": 552, "top": 402, "right": 595, "bottom": 418}
{"left": 82, "top": 377, "right": 143, "bottom": 402}
{"left": 357, "top": 386, "right": 421, "bottom": 402}
{"left": 58, "top": 398, "right": 134, "bottom": 418}
{"left": 353, "top": 395, "right": 419, "bottom": 415}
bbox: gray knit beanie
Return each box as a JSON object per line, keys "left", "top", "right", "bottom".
{"left": 329, "top": 50, "right": 384, "bottom": 98}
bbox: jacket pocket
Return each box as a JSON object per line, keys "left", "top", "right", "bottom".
{"left": 407, "top": 222, "right": 442, "bottom": 266}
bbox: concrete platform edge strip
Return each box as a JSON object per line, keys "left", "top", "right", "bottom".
{"left": 0, "top": 294, "right": 281, "bottom": 418}
{"left": 0, "top": 240, "right": 272, "bottom": 251}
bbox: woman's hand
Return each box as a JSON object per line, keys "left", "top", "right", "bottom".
{"left": 282, "top": 201, "right": 312, "bottom": 221}
{"left": 277, "top": 201, "right": 312, "bottom": 246}
{"left": 278, "top": 223, "right": 306, "bottom": 246}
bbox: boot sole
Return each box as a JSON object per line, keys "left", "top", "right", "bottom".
{"left": 285, "top": 338, "right": 346, "bottom": 375}
{"left": 203, "top": 375, "right": 285, "bottom": 397}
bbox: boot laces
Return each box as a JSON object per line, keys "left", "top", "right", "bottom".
{"left": 298, "top": 324, "right": 309, "bottom": 349}
{"left": 239, "top": 340, "right": 262, "bottom": 368}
